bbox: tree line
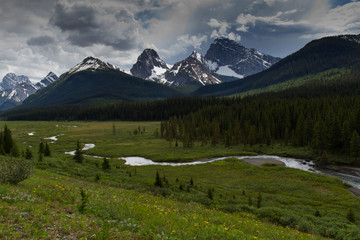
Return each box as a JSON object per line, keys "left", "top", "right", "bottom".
{"left": 160, "top": 94, "right": 360, "bottom": 165}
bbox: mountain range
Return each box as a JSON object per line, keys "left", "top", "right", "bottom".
{"left": 2, "top": 34, "right": 360, "bottom": 112}
{"left": 195, "top": 34, "right": 360, "bottom": 96}
{"left": 20, "top": 57, "right": 183, "bottom": 108}
{"left": 130, "top": 38, "right": 280, "bottom": 88}
{"left": 0, "top": 72, "right": 58, "bottom": 110}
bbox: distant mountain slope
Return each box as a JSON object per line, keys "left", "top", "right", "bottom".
{"left": 130, "top": 38, "right": 279, "bottom": 89}
{"left": 195, "top": 34, "right": 360, "bottom": 96}
{"left": 35, "top": 72, "right": 58, "bottom": 88}
{"left": 21, "top": 57, "right": 184, "bottom": 108}
{"left": 0, "top": 73, "right": 32, "bottom": 91}
{"left": 0, "top": 72, "right": 58, "bottom": 111}
{"left": 204, "top": 37, "right": 281, "bottom": 78}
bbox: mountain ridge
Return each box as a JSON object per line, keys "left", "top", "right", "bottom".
{"left": 20, "top": 57, "right": 185, "bottom": 108}
{"left": 0, "top": 72, "right": 58, "bottom": 110}
{"left": 195, "top": 34, "right": 360, "bottom": 96}
{"left": 130, "top": 38, "right": 280, "bottom": 88}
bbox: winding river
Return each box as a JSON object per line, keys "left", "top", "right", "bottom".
{"left": 65, "top": 143, "right": 360, "bottom": 190}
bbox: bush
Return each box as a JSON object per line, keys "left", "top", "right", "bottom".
{"left": 0, "top": 158, "right": 33, "bottom": 184}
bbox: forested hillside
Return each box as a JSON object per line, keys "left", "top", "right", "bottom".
{"left": 195, "top": 35, "right": 360, "bottom": 96}
{"left": 5, "top": 72, "right": 360, "bottom": 165}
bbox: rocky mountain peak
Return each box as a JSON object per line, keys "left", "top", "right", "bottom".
{"left": 164, "top": 55, "right": 221, "bottom": 87}
{"left": 68, "top": 56, "right": 120, "bottom": 75}
{"left": 205, "top": 37, "right": 281, "bottom": 78}
{"left": 130, "top": 49, "right": 169, "bottom": 79}
{"left": 1, "top": 73, "right": 32, "bottom": 91}
{"left": 189, "top": 51, "right": 205, "bottom": 63}
{"left": 35, "top": 72, "right": 58, "bottom": 88}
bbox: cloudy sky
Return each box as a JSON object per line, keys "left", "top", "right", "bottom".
{"left": 1, "top": 0, "right": 360, "bottom": 81}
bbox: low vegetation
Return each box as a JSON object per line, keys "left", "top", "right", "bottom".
{"left": 0, "top": 121, "right": 359, "bottom": 239}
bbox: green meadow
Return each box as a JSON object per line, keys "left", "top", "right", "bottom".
{"left": 1, "top": 121, "right": 359, "bottom": 239}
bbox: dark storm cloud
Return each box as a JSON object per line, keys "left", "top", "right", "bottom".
{"left": 50, "top": 1, "right": 136, "bottom": 51}
{"left": 27, "top": 36, "right": 55, "bottom": 46}
{"left": 50, "top": 3, "right": 100, "bottom": 31}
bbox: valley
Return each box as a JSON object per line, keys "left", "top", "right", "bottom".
{"left": 1, "top": 33, "right": 360, "bottom": 239}
{"left": 1, "top": 121, "right": 359, "bottom": 239}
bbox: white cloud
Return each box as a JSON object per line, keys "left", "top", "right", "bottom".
{"left": 208, "top": 18, "right": 241, "bottom": 41}
{"left": 1, "top": 0, "right": 360, "bottom": 80}
{"left": 177, "top": 34, "right": 208, "bottom": 49}
{"left": 236, "top": 10, "right": 304, "bottom": 28}
{"left": 315, "top": 2, "right": 360, "bottom": 33}
{"left": 264, "top": 0, "right": 288, "bottom": 6}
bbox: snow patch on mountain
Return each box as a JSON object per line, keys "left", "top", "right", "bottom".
{"left": 204, "top": 37, "right": 281, "bottom": 78}
{"left": 0, "top": 73, "right": 32, "bottom": 91}
{"left": 0, "top": 72, "right": 59, "bottom": 110}
{"left": 216, "top": 66, "right": 244, "bottom": 79}
{"left": 68, "top": 57, "right": 120, "bottom": 75}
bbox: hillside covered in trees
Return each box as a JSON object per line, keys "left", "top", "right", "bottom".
{"left": 3, "top": 72, "right": 360, "bottom": 165}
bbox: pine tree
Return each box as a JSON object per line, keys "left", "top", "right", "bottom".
{"left": 207, "top": 188, "right": 213, "bottom": 200}
{"left": 154, "top": 171, "right": 163, "bottom": 187}
{"left": 350, "top": 130, "right": 360, "bottom": 164}
{"left": 25, "top": 148, "right": 33, "bottom": 160}
{"left": 39, "top": 139, "right": 44, "bottom": 154}
{"left": 312, "top": 119, "right": 328, "bottom": 154}
{"left": 341, "top": 121, "right": 351, "bottom": 155}
{"left": 102, "top": 157, "right": 110, "bottom": 170}
{"left": 74, "top": 140, "right": 83, "bottom": 164}
{"left": 44, "top": 143, "right": 51, "bottom": 156}
{"left": 0, "top": 132, "right": 5, "bottom": 155}
{"left": 3, "top": 125, "right": 14, "bottom": 155}
{"left": 10, "top": 141, "right": 20, "bottom": 157}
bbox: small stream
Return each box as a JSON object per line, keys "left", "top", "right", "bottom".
{"left": 64, "top": 143, "right": 360, "bottom": 190}
{"left": 122, "top": 155, "right": 360, "bottom": 189}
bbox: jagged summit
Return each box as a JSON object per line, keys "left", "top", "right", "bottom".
{"left": 130, "top": 49, "right": 169, "bottom": 79}
{"left": 163, "top": 52, "right": 221, "bottom": 87}
{"left": 189, "top": 51, "right": 205, "bottom": 64}
{"left": 0, "top": 73, "right": 32, "bottom": 91}
{"left": 204, "top": 38, "right": 281, "bottom": 78}
{"left": 35, "top": 72, "right": 58, "bottom": 88}
{"left": 130, "top": 49, "right": 221, "bottom": 88}
{"left": 0, "top": 72, "right": 58, "bottom": 110}
{"left": 68, "top": 56, "right": 120, "bottom": 75}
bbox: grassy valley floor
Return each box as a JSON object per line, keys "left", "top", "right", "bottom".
{"left": 0, "top": 121, "right": 359, "bottom": 239}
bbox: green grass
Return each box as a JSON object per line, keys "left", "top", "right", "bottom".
{"left": 1, "top": 121, "right": 360, "bottom": 239}
{"left": 1, "top": 169, "right": 324, "bottom": 239}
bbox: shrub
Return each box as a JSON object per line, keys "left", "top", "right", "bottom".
{"left": 78, "top": 188, "right": 89, "bottom": 214}
{"left": 0, "top": 157, "right": 33, "bottom": 184}
{"left": 347, "top": 209, "right": 356, "bottom": 223}
{"left": 154, "top": 171, "right": 163, "bottom": 187}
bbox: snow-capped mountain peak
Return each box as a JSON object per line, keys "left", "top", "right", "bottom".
{"left": 189, "top": 51, "right": 205, "bottom": 63}
{"left": 130, "top": 49, "right": 169, "bottom": 80}
{"left": 0, "top": 72, "right": 59, "bottom": 110}
{"left": 0, "top": 73, "right": 32, "bottom": 91}
{"left": 204, "top": 37, "right": 281, "bottom": 78}
{"left": 35, "top": 72, "right": 58, "bottom": 88}
{"left": 131, "top": 49, "right": 221, "bottom": 87}
{"left": 68, "top": 56, "right": 120, "bottom": 75}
